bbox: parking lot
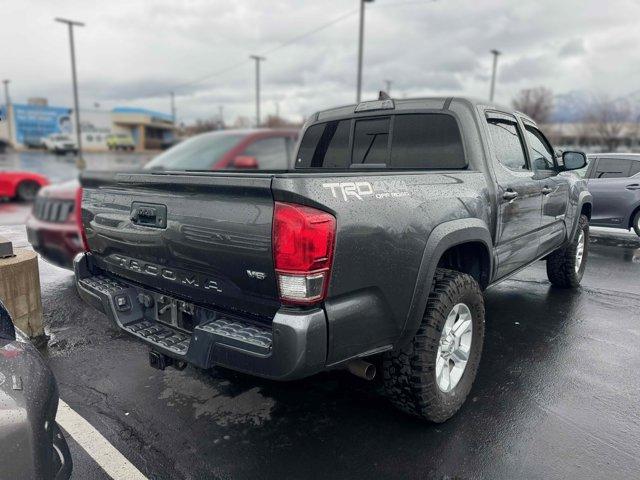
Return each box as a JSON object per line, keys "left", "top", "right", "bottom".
{"left": 1, "top": 194, "right": 639, "bottom": 479}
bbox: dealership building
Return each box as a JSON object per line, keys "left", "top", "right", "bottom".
{"left": 0, "top": 100, "right": 175, "bottom": 151}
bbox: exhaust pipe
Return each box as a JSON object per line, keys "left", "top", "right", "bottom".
{"left": 346, "top": 359, "right": 376, "bottom": 381}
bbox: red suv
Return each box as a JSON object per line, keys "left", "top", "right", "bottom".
{"left": 26, "top": 128, "right": 299, "bottom": 268}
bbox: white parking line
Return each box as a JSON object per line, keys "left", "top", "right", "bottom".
{"left": 56, "top": 399, "right": 147, "bottom": 480}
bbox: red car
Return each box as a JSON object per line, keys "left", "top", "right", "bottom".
{"left": 26, "top": 180, "right": 82, "bottom": 268}
{"left": 26, "top": 128, "right": 299, "bottom": 268}
{"left": 0, "top": 171, "right": 49, "bottom": 201}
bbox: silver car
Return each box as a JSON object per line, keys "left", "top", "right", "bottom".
{"left": 584, "top": 153, "right": 640, "bottom": 236}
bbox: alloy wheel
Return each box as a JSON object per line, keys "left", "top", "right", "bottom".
{"left": 435, "top": 303, "right": 473, "bottom": 393}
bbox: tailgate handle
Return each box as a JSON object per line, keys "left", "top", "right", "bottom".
{"left": 130, "top": 202, "right": 167, "bottom": 228}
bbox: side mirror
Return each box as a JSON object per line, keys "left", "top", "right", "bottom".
{"left": 232, "top": 156, "right": 258, "bottom": 169}
{"left": 562, "top": 151, "right": 587, "bottom": 171}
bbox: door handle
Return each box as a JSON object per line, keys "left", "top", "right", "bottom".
{"left": 541, "top": 186, "right": 553, "bottom": 195}
{"left": 502, "top": 190, "right": 519, "bottom": 201}
{"left": 626, "top": 184, "right": 640, "bottom": 190}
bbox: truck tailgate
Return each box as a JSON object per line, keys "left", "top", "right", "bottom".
{"left": 80, "top": 171, "right": 279, "bottom": 320}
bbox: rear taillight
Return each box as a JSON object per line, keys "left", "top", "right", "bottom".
{"left": 273, "top": 202, "right": 336, "bottom": 305}
{"left": 75, "top": 187, "right": 90, "bottom": 252}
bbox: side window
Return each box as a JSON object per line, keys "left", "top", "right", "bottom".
{"left": 390, "top": 114, "right": 466, "bottom": 169}
{"left": 629, "top": 160, "right": 640, "bottom": 177}
{"left": 595, "top": 158, "right": 633, "bottom": 179}
{"left": 486, "top": 119, "right": 528, "bottom": 171}
{"left": 524, "top": 125, "right": 556, "bottom": 173}
{"left": 243, "top": 137, "right": 289, "bottom": 170}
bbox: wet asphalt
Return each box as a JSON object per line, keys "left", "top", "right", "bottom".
{"left": 1, "top": 154, "right": 640, "bottom": 478}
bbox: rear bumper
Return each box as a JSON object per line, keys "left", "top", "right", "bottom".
{"left": 73, "top": 252, "right": 327, "bottom": 380}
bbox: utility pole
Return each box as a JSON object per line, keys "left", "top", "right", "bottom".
{"left": 489, "top": 49, "right": 501, "bottom": 102}
{"left": 249, "top": 55, "right": 265, "bottom": 127}
{"left": 2, "top": 80, "right": 12, "bottom": 147}
{"left": 218, "top": 106, "right": 224, "bottom": 127}
{"left": 384, "top": 79, "right": 392, "bottom": 96}
{"left": 357, "top": 0, "right": 375, "bottom": 103}
{"left": 55, "top": 17, "right": 85, "bottom": 169}
{"left": 170, "top": 91, "right": 176, "bottom": 124}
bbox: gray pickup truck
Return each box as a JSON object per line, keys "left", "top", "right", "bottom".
{"left": 74, "top": 97, "right": 591, "bottom": 422}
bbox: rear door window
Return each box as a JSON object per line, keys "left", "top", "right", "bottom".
{"left": 486, "top": 119, "right": 528, "bottom": 172}
{"left": 295, "top": 114, "right": 465, "bottom": 169}
{"left": 595, "top": 158, "right": 633, "bottom": 178}
{"left": 629, "top": 160, "right": 640, "bottom": 177}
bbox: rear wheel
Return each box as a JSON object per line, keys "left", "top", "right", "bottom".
{"left": 383, "top": 268, "right": 485, "bottom": 422}
{"left": 16, "top": 181, "right": 40, "bottom": 202}
{"left": 546, "top": 214, "right": 589, "bottom": 288}
{"left": 633, "top": 210, "right": 640, "bottom": 237}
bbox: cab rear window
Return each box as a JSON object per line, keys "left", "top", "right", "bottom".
{"left": 295, "top": 113, "right": 466, "bottom": 169}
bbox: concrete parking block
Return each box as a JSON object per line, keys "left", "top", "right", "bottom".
{"left": 0, "top": 248, "right": 45, "bottom": 342}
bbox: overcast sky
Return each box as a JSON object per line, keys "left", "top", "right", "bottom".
{"left": 2, "top": 0, "right": 640, "bottom": 124}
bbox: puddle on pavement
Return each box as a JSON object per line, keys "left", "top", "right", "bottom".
{"left": 159, "top": 368, "right": 275, "bottom": 426}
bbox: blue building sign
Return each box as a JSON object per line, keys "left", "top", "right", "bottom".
{"left": 12, "top": 104, "right": 73, "bottom": 145}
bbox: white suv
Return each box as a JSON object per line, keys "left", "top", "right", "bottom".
{"left": 42, "top": 134, "right": 78, "bottom": 155}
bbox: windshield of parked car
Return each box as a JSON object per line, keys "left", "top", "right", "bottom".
{"left": 144, "top": 132, "right": 245, "bottom": 171}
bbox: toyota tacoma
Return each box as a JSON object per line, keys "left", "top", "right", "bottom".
{"left": 73, "top": 96, "right": 591, "bottom": 421}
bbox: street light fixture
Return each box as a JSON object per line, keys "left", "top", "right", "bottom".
{"left": 55, "top": 17, "right": 85, "bottom": 169}
{"left": 357, "top": 0, "right": 375, "bottom": 103}
{"left": 489, "top": 49, "right": 501, "bottom": 102}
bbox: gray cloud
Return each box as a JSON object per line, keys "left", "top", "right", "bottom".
{"left": 3, "top": 0, "right": 640, "bottom": 122}
{"left": 559, "top": 38, "right": 587, "bottom": 58}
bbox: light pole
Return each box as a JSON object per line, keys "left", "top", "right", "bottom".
{"left": 55, "top": 17, "right": 85, "bottom": 169}
{"left": 170, "top": 91, "right": 176, "bottom": 124}
{"left": 2, "top": 80, "right": 12, "bottom": 147}
{"left": 384, "top": 79, "right": 392, "bottom": 96}
{"left": 357, "top": 0, "right": 375, "bottom": 103}
{"left": 250, "top": 55, "right": 265, "bottom": 127}
{"left": 489, "top": 49, "right": 501, "bottom": 102}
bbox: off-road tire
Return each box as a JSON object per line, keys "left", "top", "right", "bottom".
{"left": 546, "top": 214, "right": 589, "bottom": 288}
{"left": 383, "top": 268, "right": 485, "bottom": 422}
{"left": 16, "top": 181, "right": 40, "bottom": 202}
{"left": 632, "top": 210, "right": 640, "bottom": 237}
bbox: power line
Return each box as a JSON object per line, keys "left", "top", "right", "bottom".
{"left": 261, "top": 8, "right": 358, "bottom": 56}
{"left": 139, "top": 1, "right": 437, "bottom": 101}
{"left": 144, "top": 8, "right": 358, "bottom": 99}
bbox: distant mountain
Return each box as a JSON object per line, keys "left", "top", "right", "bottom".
{"left": 550, "top": 91, "right": 590, "bottom": 123}
{"left": 550, "top": 89, "right": 640, "bottom": 123}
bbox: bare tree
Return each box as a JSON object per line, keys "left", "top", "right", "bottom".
{"left": 177, "top": 118, "right": 224, "bottom": 136}
{"left": 584, "top": 95, "right": 631, "bottom": 151}
{"left": 233, "top": 116, "right": 252, "bottom": 129}
{"left": 262, "top": 115, "right": 303, "bottom": 129}
{"left": 512, "top": 87, "right": 554, "bottom": 124}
